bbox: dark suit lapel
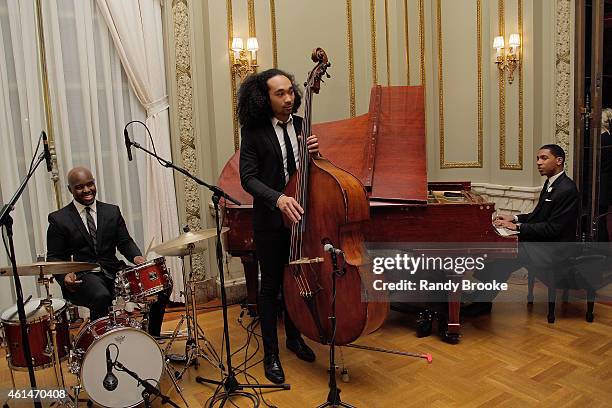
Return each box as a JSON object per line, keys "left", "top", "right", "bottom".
{"left": 68, "top": 202, "right": 95, "bottom": 251}
{"left": 264, "top": 122, "right": 284, "bottom": 169}
{"left": 95, "top": 201, "right": 105, "bottom": 253}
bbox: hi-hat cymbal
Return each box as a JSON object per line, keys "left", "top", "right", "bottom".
{"left": 0, "top": 261, "right": 99, "bottom": 277}
{"left": 152, "top": 227, "right": 229, "bottom": 257}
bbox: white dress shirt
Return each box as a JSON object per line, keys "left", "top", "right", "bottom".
{"left": 73, "top": 200, "right": 97, "bottom": 230}
{"left": 271, "top": 115, "right": 300, "bottom": 183}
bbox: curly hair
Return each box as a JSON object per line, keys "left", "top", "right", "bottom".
{"left": 237, "top": 68, "right": 302, "bottom": 129}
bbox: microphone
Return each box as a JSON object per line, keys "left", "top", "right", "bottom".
{"left": 323, "top": 243, "right": 343, "bottom": 255}
{"left": 124, "top": 128, "right": 133, "bottom": 161}
{"left": 42, "top": 131, "right": 52, "bottom": 172}
{"left": 103, "top": 345, "right": 118, "bottom": 391}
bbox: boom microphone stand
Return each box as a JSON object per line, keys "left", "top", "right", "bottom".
{"left": 124, "top": 121, "right": 289, "bottom": 407}
{"left": 0, "top": 132, "right": 49, "bottom": 408}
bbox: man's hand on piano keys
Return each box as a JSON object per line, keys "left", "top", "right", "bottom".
{"left": 277, "top": 194, "right": 304, "bottom": 224}
{"left": 493, "top": 219, "right": 517, "bottom": 231}
{"left": 495, "top": 214, "right": 514, "bottom": 223}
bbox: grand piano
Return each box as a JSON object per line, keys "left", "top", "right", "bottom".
{"left": 217, "top": 85, "right": 516, "bottom": 342}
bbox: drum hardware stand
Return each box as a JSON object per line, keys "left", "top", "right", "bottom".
{"left": 195, "top": 193, "right": 290, "bottom": 407}
{"left": 0, "top": 131, "right": 49, "bottom": 408}
{"left": 163, "top": 242, "right": 221, "bottom": 378}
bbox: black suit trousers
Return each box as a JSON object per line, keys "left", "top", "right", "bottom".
{"left": 255, "top": 228, "right": 301, "bottom": 356}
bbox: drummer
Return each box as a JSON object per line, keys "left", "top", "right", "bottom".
{"left": 46, "top": 166, "right": 167, "bottom": 336}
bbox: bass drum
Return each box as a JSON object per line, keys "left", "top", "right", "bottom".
{"left": 70, "top": 315, "right": 163, "bottom": 408}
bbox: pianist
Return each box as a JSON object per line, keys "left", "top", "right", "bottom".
{"left": 462, "top": 144, "right": 579, "bottom": 316}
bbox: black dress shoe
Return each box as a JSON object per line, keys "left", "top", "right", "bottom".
{"left": 460, "top": 302, "right": 493, "bottom": 317}
{"left": 286, "top": 337, "right": 316, "bottom": 362}
{"left": 263, "top": 354, "right": 285, "bottom": 384}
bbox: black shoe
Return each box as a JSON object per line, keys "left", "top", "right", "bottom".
{"left": 263, "top": 354, "right": 285, "bottom": 384}
{"left": 460, "top": 302, "right": 493, "bottom": 317}
{"left": 286, "top": 337, "right": 316, "bottom": 362}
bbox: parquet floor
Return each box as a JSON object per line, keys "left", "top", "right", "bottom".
{"left": 1, "top": 288, "right": 611, "bottom": 407}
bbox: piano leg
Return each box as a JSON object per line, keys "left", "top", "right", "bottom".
{"left": 438, "top": 277, "right": 461, "bottom": 344}
{"left": 241, "top": 255, "right": 259, "bottom": 317}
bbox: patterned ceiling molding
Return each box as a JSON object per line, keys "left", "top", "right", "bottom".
{"left": 370, "top": 0, "right": 378, "bottom": 84}
{"left": 172, "top": 0, "right": 204, "bottom": 278}
{"left": 438, "top": 0, "right": 483, "bottom": 168}
{"left": 554, "top": 0, "right": 571, "bottom": 155}
{"left": 404, "top": 0, "right": 411, "bottom": 85}
{"left": 346, "top": 0, "right": 356, "bottom": 117}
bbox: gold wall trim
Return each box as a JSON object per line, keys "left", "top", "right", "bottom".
{"left": 498, "top": 0, "right": 524, "bottom": 170}
{"left": 404, "top": 0, "right": 410, "bottom": 85}
{"left": 346, "top": 0, "right": 356, "bottom": 117}
{"left": 384, "top": 0, "right": 390, "bottom": 86}
{"left": 226, "top": 0, "right": 239, "bottom": 151}
{"left": 418, "top": 0, "right": 425, "bottom": 87}
{"left": 370, "top": 0, "right": 377, "bottom": 84}
{"left": 248, "top": 0, "right": 256, "bottom": 37}
{"left": 270, "top": 0, "right": 278, "bottom": 68}
{"left": 438, "top": 0, "right": 483, "bottom": 168}
{"left": 35, "top": 0, "right": 61, "bottom": 208}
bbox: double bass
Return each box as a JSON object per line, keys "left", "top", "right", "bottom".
{"left": 282, "top": 48, "right": 388, "bottom": 346}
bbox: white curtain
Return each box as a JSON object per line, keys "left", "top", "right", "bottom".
{"left": 96, "top": 0, "right": 182, "bottom": 301}
{"left": 0, "top": 0, "right": 182, "bottom": 311}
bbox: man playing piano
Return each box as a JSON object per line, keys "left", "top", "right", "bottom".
{"left": 238, "top": 69, "right": 320, "bottom": 384}
{"left": 463, "top": 144, "right": 579, "bottom": 315}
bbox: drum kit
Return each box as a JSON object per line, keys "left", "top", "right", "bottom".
{"left": 0, "top": 226, "right": 228, "bottom": 407}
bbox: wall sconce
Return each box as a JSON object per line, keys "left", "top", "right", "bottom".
{"left": 231, "top": 36, "right": 258, "bottom": 79}
{"left": 493, "top": 34, "right": 520, "bottom": 84}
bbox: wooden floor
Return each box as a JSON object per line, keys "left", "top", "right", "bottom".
{"left": 1, "top": 292, "right": 611, "bottom": 407}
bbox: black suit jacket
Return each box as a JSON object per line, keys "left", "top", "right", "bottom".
{"left": 516, "top": 172, "right": 579, "bottom": 242}
{"left": 239, "top": 116, "right": 303, "bottom": 232}
{"left": 47, "top": 201, "right": 141, "bottom": 286}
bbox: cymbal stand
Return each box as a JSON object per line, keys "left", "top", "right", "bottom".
{"left": 163, "top": 244, "right": 221, "bottom": 378}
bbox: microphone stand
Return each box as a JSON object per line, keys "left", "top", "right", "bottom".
{"left": 124, "top": 122, "right": 289, "bottom": 407}
{"left": 0, "top": 145, "right": 48, "bottom": 408}
{"left": 111, "top": 359, "right": 180, "bottom": 408}
{"left": 317, "top": 242, "right": 354, "bottom": 408}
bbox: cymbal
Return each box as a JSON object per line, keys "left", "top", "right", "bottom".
{"left": 0, "top": 261, "right": 100, "bottom": 277}
{"left": 152, "top": 227, "right": 229, "bottom": 257}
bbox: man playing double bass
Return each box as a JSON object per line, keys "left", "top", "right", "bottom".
{"left": 238, "top": 69, "right": 320, "bottom": 384}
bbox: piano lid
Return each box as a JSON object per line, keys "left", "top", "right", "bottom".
{"left": 313, "top": 86, "right": 427, "bottom": 204}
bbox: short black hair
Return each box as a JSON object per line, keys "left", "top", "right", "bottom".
{"left": 539, "top": 144, "right": 566, "bottom": 164}
{"left": 237, "top": 68, "right": 302, "bottom": 129}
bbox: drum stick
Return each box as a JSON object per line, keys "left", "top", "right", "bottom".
{"left": 144, "top": 236, "right": 156, "bottom": 259}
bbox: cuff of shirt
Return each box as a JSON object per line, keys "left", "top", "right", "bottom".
{"left": 513, "top": 215, "right": 518, "bottom": 223}
{"left": 276, "top": 194, "right": 285, "bottom": 208}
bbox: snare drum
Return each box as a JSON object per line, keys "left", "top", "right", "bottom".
{"left": 116, "top": 257, "right": 172, "bottom": 301}
{"left": 70, "top": 314, "right": 164, "bottom": 408}
{"left": 0, "top": 298, "right": 71, "bottom": 370}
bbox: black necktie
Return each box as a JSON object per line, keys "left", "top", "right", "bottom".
{"left": 278, "top": 122, "right": 297, "bottom": 177}
{"left": 85, "top": 206, "right": 97, "bottom": 249}
{"left": 539, "top": 179, "right": 550, "bottom": 201}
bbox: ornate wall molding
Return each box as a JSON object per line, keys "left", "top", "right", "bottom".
{"left": 418, "top": 0, "right": 425, "bottom": 87}
{"left": 226, "top": 0, "right": 240, "bottom": 151}
{"left": 554, "top": 0, "right": 571, "bottom": 155}
{"left": 438, "top": 0, "right": 483, "bottom": 168}
{"left": 384, "top": 0, "right": 391, "bottom": 86}
{"left": 370, "top": 0, "right": 378, "bottom": 84}
{"left": 472, "top": 183, "right": 540, "bottom": 214}
{"left": 404, "top": 0, "right": 411, "bottom": 85}
{"left": 172, "top": 0, "right": 204, "bottom": 279}
{"left": 346, "top": 0, "right": 356, "bottom": 117}
{"left": 498, "top": 0, "right": 524, "bottom": 170}
{"left": 270, "top": 0, "right": 278, "bottom": 68}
